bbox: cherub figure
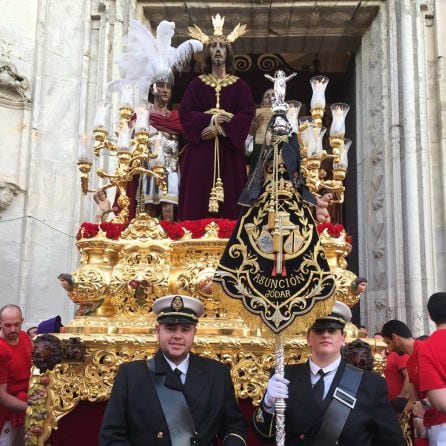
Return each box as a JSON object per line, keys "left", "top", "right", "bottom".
{"left": 351, "top": 277, "right": 368, "bottom": 296}
{"left": 264, "top": 70, "right": 297, "bottom": 106}
{"left": 315, "top": 192, "right": 332, "bottom": 223}
{"left": 93, "top": 187, "right": 112, "bottom": 223}
{"left": 58, "top": 273, "right": 74, "bottom": 291}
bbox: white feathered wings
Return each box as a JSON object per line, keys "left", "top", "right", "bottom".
{"left": 110, "top": 19, "right": 203, "bottom": 99}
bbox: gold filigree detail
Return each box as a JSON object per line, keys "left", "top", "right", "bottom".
{"left": 25, "top": 371, "right": 52, "bottom": 446}
{"left": 319, "top": 229, "right": 359, "bottom": 306}
{"left": 120, "top": 214, "right": 168, "bottom": 241}
{"left": 333, "top": 268, "right": 358, "bottom": 306}
{"left": 109, "top": 244, "right": 170, "bottom": 316}
{"left": 231, "top": 352, "right": 274, "bottom": 404}
{"left": 188, "top": 13, "right": 247, "bottom": 44}
{"left": 76, "top": 238, "right": 121, "bottom": 266}
{"left": 202, "top": 221, "right": 220, "bottom": 239}
{"left": 170, "top": 238, "right": 229, "bottom": 318}
{"left": 69, "top": 267, "right": 106, "bottom": 305}
{"left": 199, "top": 74, "right": 238, "bottom": 89}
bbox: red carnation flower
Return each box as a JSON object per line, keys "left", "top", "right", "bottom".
{"left": 140, "top": 280, "right": 150, "bottom": 289}
{"left": 129, "top": 280, "right": 140, "bottom": 289}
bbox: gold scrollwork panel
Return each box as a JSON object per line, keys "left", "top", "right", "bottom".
{"left": 69, "top": 267, "right": 106, "bottom": 305}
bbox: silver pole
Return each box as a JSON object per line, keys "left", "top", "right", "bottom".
{"left": 275, "top": 333, "right": 286, "bottom": 446}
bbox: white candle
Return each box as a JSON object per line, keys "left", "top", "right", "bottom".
{"left": 93, "top": 101, "right": 110, "bottom": 128}
{"left": 120, "top": 83, "right": 135, "bottom": 108}
{"left": 307, "top": 126, "right": 326, "bottom": 157}
{"left": 287, "top": 107, "right": 298, "bottom": 133}
{"left": 135, "top": 106, "right": 150, "bottom": 132}
{"left": 306, "top": 127, "right": 316, "bottom": 156}
{"left": 78, "top": 135, "right": 90, "bottom": 160}
{"left": 315, "top": 126, "right": 326, "bottom": 155}
{"left": 310, "top": 76, "right": 329, "bottom": 109}
{"left": 118, "top": 124, "right": 131, "bottom": 151}
{"left": 340, "top": 139, "right": 352, "bottom": 167}
{"left": 330, "top": 103, "right": 350, "bottom": 137}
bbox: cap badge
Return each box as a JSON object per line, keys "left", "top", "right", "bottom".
{"left": 171, "top": 295, "right": 184, "bottom": 312}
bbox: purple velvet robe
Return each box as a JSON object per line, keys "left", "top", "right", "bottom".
{"left": 178, "top": 75, "right": 255, "bottom": 220}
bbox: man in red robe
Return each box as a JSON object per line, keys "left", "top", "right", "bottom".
{"left": 179, "top": 21, "right": 255, "bottom": 220}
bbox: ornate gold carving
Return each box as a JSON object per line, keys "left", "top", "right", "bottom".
{"left": 188, "top": 14, "right": 247, "bottom": 45}
{"left": 120, "top": 214, "right": 168, "bottom": 241}
{"left": 169, "top": 234, "right": 228, "bottom": 319}
{"left": 70, "top": 267, "right": 106, "bottom": 304}
{"left": 231, "top": 351, "right": 276, "bottom": 404}
{"left": 45, "top": 216, "right": 369, "bottom": 446}
{"left": 319, "top": 228, "right": 359, "bottom": 307}
{"left": 109, "top": 246, "right": 169, "bottom": 315}
{"left": 25, "top": 371, "right": 52, "bottom": 446}
{"left": 199, "top": 74, "right": 239, "bottom": 90}
{"left": 76, "top": 236, "right": 121, "bottom": 266}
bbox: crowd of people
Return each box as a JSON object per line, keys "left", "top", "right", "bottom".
{"left": 1, "top": 292, "right": 445, "bottom": 445}
{"left": 377, "top": 294, "right": 446, "bottom": 446}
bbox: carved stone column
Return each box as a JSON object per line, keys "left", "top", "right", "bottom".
{"left": 357, "top": 1, "right": 443, "bottom": 335}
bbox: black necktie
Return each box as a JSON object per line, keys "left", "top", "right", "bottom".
{"left": 313, "top": 369, "right": 328, "bottom": 402}
{"left": 173, "top": 368, "right": 183, "bottom": 385}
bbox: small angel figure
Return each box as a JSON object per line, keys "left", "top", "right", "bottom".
{"left": 93, "top": 187, "right": 113, "bottom": 223}
{"left": 265, "top": 70, "right": 297, "bottom": 106}
{"left": 315, "top": 192, "right": 333, "bottom": 223}
{"left": 351, "top": 277, "right": 368, "bottom": 296}
{"left": 58, "top": 273, "right": 74, "bottom": 291}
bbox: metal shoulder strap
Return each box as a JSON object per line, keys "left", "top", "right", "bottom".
{"left": 147, "top": 359, "right": 198, "bottom": 446}
{"left": 312, "top": 364, "right": 364, "bottom": 446}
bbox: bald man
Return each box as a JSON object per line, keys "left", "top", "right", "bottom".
{"left": 0, "top": 305, "right": 32, "bottom": 446}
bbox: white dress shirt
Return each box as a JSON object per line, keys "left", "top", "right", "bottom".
{"left": 309, "top": 356, "right": 342, "bottom": 400}
{"left": 163, "top": 353, "right": 190, "bottom": 384}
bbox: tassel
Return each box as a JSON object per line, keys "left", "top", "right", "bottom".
{"left": 215, "top": 177, "right": 224, "bottom": 202}
{"left": 208, "top": 187, "right": 219, "bottom": 213}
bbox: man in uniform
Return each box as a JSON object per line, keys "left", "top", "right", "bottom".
{"left": 99, "top": 295, "right": 247, "bottom": 446}
{"left": 0, "top": 304, "right": 32, "bottom": 446}
{"left": 252, "top": 301, "right": 404, "bottom": 445}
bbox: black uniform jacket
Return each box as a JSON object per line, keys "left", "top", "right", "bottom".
{"left": 252, "top": 360, "right": 404, "bottom": 446}
{"left": 99, "top": 350, "right": 247, "bottom": 446}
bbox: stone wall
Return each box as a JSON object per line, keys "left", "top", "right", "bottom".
{"left": 357, "top": 0, "right": 446, "bottom": 335}
{"left": 0, "top": 0, "right": 132, "bottom": 327}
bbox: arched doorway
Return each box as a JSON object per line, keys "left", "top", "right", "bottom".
{"left": 138, "top": 1, "right": 381, "bottom": 324}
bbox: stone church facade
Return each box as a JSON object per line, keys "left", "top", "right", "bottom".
{"left": 0, "top": 0, "right": 444, "bottom": 336}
